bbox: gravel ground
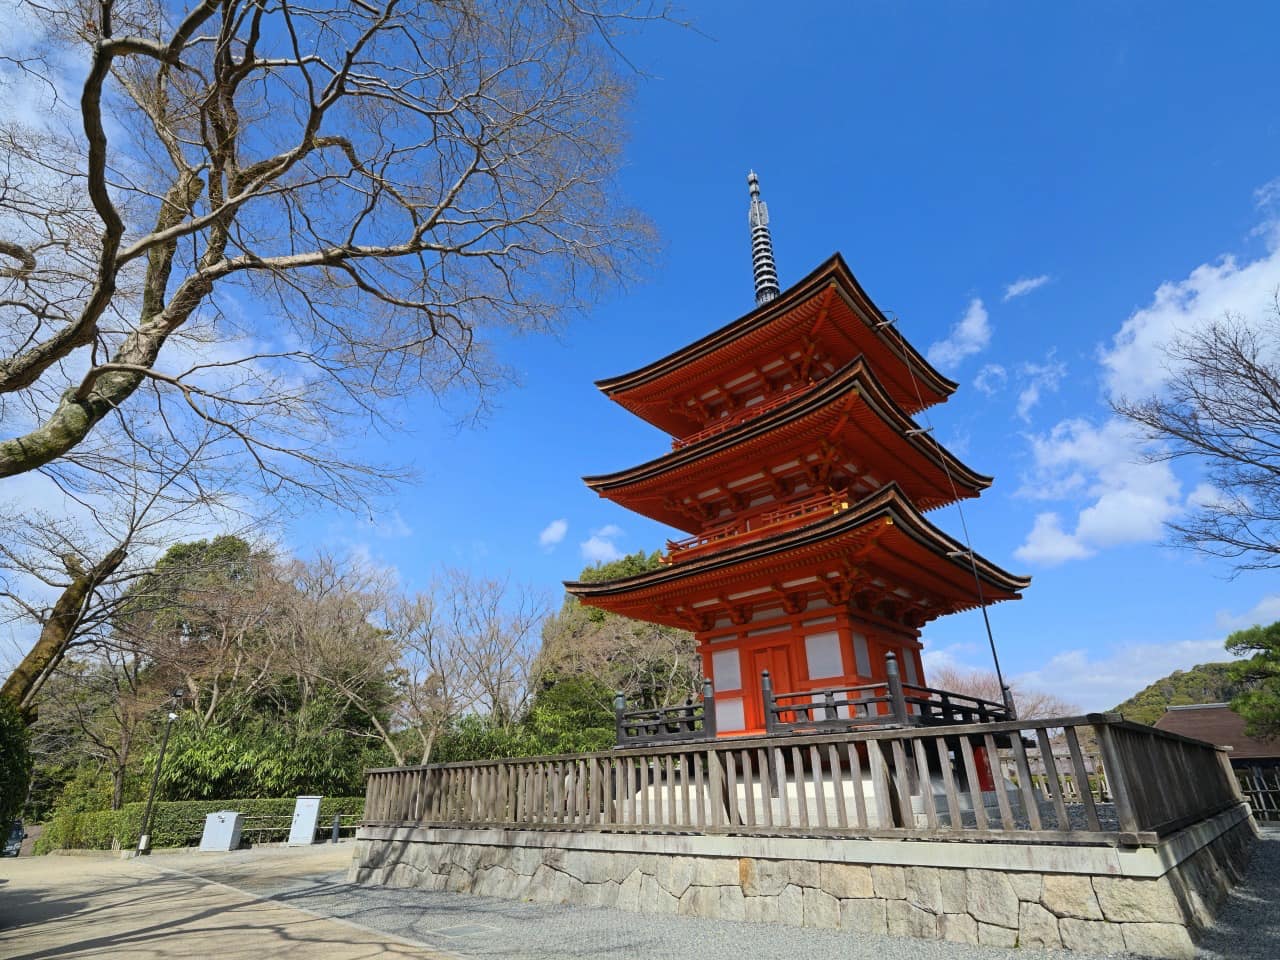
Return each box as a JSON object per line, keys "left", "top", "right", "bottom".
{"left": 177, "top": 828, "right": 1279, "bottom": 960}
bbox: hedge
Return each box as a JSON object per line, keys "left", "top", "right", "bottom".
{"left": 35, "top": 795, "right": 365, "bottom": 853}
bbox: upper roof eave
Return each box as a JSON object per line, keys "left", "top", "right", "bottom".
{"left": 594, "top": 253, "right": 959, "bottom": 401}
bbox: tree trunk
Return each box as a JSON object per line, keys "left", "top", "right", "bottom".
{"left": 1, "top": 545, "right": 128, "bottom": 716}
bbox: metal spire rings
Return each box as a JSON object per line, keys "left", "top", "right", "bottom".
{"left": 747, "top": 170, "right": 780, "bottom": 306}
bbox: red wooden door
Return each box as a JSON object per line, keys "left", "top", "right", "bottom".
{"left": 747, "top": 642, "right": 796, "bottom": 732}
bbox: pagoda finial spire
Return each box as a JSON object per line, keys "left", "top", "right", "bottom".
{"left": 747, "top": 170, "right": 780, "bottom": 306}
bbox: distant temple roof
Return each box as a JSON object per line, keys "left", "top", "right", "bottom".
{"left": 1153, "top": 703, "right": 1279, "bottom": 761}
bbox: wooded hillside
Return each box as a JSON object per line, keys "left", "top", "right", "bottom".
{"left": 1112, "top": 662, "right": 1250, "bottom": 726}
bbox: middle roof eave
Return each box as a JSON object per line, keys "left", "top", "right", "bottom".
{"left": 582, "top": 356, "right": 992, "bottom": 496}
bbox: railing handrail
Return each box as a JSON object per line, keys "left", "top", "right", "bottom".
{"left": 669, "top": 383, "right": 817, "bottom": 450}
{"left": 665, "top": 491, "right": 849, "bottom": 561}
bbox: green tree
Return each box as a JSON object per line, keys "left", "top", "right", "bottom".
{"left": 538, "top": 550, "right": 700, "bottom": 712}
{"left": 1111, "top": 661, "right": 1252, "bottom": 726}
{"left": 1226, "top": 621, "right": 1280, "bottom": 739}
{"left": 0, "top": 695, "right": 33, "bottom": 825}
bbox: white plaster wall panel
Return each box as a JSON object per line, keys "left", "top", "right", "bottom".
{"left": 804, "top": 631, "right": 843, "bottom": 680}
{"left": 716, "top": 696, "right": 745, "bottom": 731}
{"left": 712, "top": 648, "right": 742, "bottom": 690}
{"left": 853, "top": 632, "right": 871, "bottom": 677}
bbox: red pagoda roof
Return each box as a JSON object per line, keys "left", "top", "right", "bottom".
{"left": 596, "top": 254, "right": 958, "bottom": 437}
{"left": 565, "top": 484, "right": 1030, "bottom": 629}
{"left": 583, "top": 357, "right": 990, "bottom": 532}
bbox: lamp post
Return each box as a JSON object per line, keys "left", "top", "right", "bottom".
{"left": 137, "top": 687, "right": 184, "bottom": 855}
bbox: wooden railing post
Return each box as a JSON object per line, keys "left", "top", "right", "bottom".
{"left": 701, "top": 678, "right": 717, "bottom": 738}
{"left": 1002, "top": 684, "right": 1018, "bottom": 721}
{"left": 761, "top": 670, "right": 777, "bottom": 734}
{"left": 613, "top": 690, "right": 627, "bottom": 744}
{"left": 1092, "top": 715, "right": 1141, "bottom": 835}
{"left": 885, "top": 653, "right": 908, "bottom": 725}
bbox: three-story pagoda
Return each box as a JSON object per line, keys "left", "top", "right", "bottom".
{"left": 566, "top": 174, "right": 1029, "bottom": 737}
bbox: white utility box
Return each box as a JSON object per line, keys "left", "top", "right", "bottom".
{"left": 288, "top": 795, "right": 322, "bottom": 845}
{"left": 199, "top": 811, "right": 244, "bottom": 852}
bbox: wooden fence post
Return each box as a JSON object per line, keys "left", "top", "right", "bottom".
{"left": 761, "top": 670, "right": 777, "bottom": 735}
{"left": 1092, "top": 716, "right": 1141, "bottom": 835}
{"left": 702, "top": 678, "right": 717, "bottom": 738}
{"left": 885, "top": 653, "right": 908, "bottom": 725}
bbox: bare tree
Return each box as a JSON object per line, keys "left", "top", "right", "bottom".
{"left": 0, "top": 431, "right": 255, "bottom": 714}
{"left": 0, "top": 0, "right": 657, "bottom": 503}
{"left": 929, "top": 665, "right": 1080, "bottom": 720}
{"left": 1113, "top": 302, "right": 1280, "bottom": 573}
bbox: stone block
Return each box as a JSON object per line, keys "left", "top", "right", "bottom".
{"left": 840, "top": 897, "right": 888, "bottom": 935}
{"left": 1121, "top": 922, "right": 1197, "bottom": 960}
{"left": 641, "top": 872, "right": 679, "bottom": 915}
{"left": 657, "top": 856, "right": 698, "bottom": 898}
{"left": 720, "top": 886, "right": 747, "bottom": 922}
{"left": 678, "top": 885, "right": 721, "bottom": 919}
{"left": 939, "top": 869, "right": 967, "bottom": 914}
{"left": 743, "top": 896, "right": 776, "bottom": 925}
{"left": 887, "top": 899, "right": 938, "bottom": 939}
{"left": 787, "top": 860, "right": 821, "bottom": 888}
{"left": 871, "top": 864, "right": 906, "bottom": 900}
{"left": 1009, "top": 872, "right": 1043, "bottom": 902}
{"left": 1018, "top": 900, "right": 1062, "bottom": 949}
{"left": 976, "top": 921, "right": 1018, "bottom": 947}
{"left": 939, "top": 912, "right": 978, "bottom": 945}
{"left": 905, "top": 866, "right": 944, "bottom": 914}
{"left": 966, "top": 870, "right": 1020, "bottom": 929}
{"left": 695, "top": 857, "right": 740, "bottom": 888}
{"left": 1042, "top": 874, "right": 1102, "bottom": 919}
{"left": 741, "top": 858, "right": 789, "bottom": 897}
{"left": 803, "top": 886, "right": 840, "bottom": 928}
{"left": 775, "top": 884, "right": 804, "bottom": 926}
{"left": 819, "top": 862, "right": 873, "bottom": 899}
{"left": 1059, "top": 918, "right": 1126, "bottom": 953}
{"left": 616, "top": 868, "right": 644, "bottom": 912}
{"left": 1093, "top": 876, "right": 1185, "bottom": 924}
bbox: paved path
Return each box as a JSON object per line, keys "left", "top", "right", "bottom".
{"left": 2, "top": 832, "right": 1278, "bottom": 959}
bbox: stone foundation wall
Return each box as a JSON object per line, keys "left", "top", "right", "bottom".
{"left": 351, "top": 806, "right": 1256, "bottom": 959}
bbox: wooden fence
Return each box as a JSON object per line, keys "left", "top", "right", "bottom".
{"left": 1237, "top": 765, "right": 1280, "bottom": 822}
{"left": 363, "top": 714, "right": 1243, "bottom": 847}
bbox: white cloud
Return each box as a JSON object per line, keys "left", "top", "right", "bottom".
{"left": 927, "top": 298, "right": 990, "bottom": 370}
{"left": 1014, "top": 354, "right": 1066, "bottom": 422}
{"left": 1003, "top": 275, "right": 1051, "bottom": 301}
{"left": 1101, "top": 240, "right": 1280, "bottom": 402}
{"left": 580, "top": 524, "right": 624, "bottom": 563}
{"left": 973, "top": 363, "right": 1007, "bottom": 396}
{"left": 1014, "top": 186, "right": 1280, "bottom": 565}
{"left": 1014, "top": 639, "right": 1236, "bottom": 713}
{"left": 1014, "top": 512, "right": 1094, "bottom": 565}
{"left": 1014, "top": 418, "right": 1180, "bottom": 563}
{"left": 360, "top": 510, "right": 412, "bottom": 539}
{"left": 538, "top": 518, "right": 568, "bottom": 548}
{"left": 1216, "top": 594, "right": 1280, "bottom": 632}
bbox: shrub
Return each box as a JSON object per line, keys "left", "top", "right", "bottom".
{"left": 34, "top": 795, "right": 365, "bottom": 852}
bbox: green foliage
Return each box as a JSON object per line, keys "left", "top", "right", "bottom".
{"left": 0, "top": 696, "right": 32, "bottom": 827}
{"left": 158, "top": 706, "right": 391, "bottom": 800}
{"left": 577, "top": 549, "right": 664, "bottom": 583}
{"left": 1226, "top": 621, "right": 1280, "bottom": 739}
{"left": 34, "top": 795, "right": 365, "bottom": 852}
{"left": 1112, "top": 661, "right": 1251, "bottom": 726}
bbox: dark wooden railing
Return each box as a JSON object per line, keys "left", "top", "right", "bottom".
{"left": 1237, "top": 765, "right": 1280, "bottom": 822}
{"left": 614, "top": 680, "right": 716, "bottom": 745}
{"left": 762, "top": 653, "right": 1014, "bottom": 736}
{"left": 362, "top": 714, "right": 1244, "bottom": 847}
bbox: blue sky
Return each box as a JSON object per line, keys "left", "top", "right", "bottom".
{"left": 117, "top": 3, "right": 1280, "bottom": 710}
{"left": 297, "top": 2, "right": 1280, "bottom": 711}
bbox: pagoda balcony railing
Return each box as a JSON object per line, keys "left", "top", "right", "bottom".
{"left": 664, "top": 491, "right": 849, "bottom": 563}
{"left": 762, "top": 653, "right": 1015, "bottom": 737}
{"left": 614, "top": 680, "right": 716, "bottom": 746}
{"left": 669, "top": 383, "right": 816, "bottom": 451}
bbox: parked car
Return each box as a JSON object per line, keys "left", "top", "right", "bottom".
{"left": 3, "top": 820, "right": 24, "bottom": 857}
